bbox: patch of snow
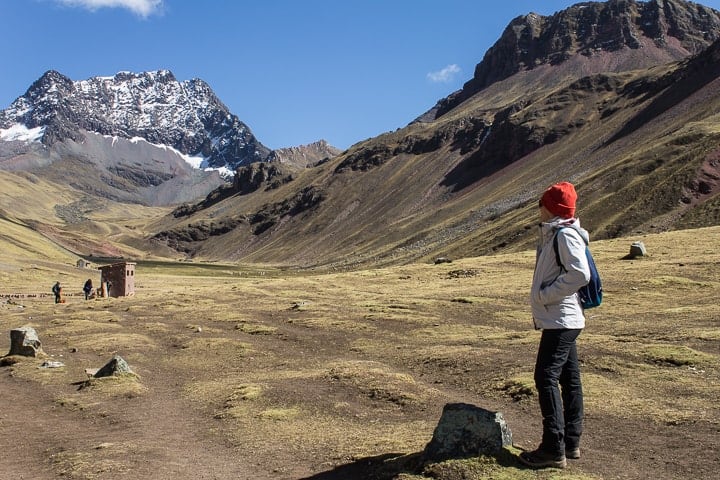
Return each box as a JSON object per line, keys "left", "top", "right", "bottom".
{"left": 9, "top": 103, "right": 32, "bottom": 117}
{"left": 479, "top": 125, "right": 492, "bottom": 147}
{"left": 96, "top": 132, "right": 233, "bottom": 177}
{"left": 184, "top": 154, "right": 205, "bottom": 169}
{"left": 212, "top": 166, "right": 235, "bottom": 179}
{"left": 0, "top": 123, "right": 45, "bottom": 143}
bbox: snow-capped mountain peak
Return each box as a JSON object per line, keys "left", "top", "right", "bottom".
{"left": 0, "top": 69, "right": 271, "bottom": 170}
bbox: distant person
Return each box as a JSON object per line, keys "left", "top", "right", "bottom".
{"left": 519, "top": 182, "right": 591, "bottom": 469}
{"left": 83, "top": 279, "right": 93, "bottom": 300}
{"left": 52, "top": 281, "right": 62, "bottom": 304}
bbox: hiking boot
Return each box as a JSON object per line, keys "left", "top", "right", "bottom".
{"left": 518, "top": 448, "right": 567, "bottom": 469}
{"left": 566, "top": 447, "right": 581, "bottom": 459}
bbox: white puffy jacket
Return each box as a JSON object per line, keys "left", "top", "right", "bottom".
{"left": 530, "top": 217, "right": 591, "bottom": 330}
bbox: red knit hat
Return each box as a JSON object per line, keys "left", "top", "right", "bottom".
{"left": 541, "top": 182, "right": 577, "bottom": 218}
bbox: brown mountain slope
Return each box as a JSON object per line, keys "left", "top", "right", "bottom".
{"left": 149, "top": 29, "right": 720, "bottom": 268}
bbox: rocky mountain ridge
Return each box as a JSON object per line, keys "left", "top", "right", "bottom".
{"left": 267, "top": 140, "right": 342, "bottom": 169}
{"left": 425, "top": 0, "right": 720, "bottom": 120}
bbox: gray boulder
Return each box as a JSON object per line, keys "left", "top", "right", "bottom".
{"left": 8, "top": 326, "right": 43, "bottom": 357}
{"left": 423, "top": 403, "right": 512, "bottom": 462}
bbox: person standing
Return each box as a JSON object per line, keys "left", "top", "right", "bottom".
{"left": 83, "top": 279, "right": 93, "bottom": 300}
{"left": 52, "top": 281, "right": 62, "bottom": 304}
{"left": 519, "top": 182, "right": 591, "bottom": 469}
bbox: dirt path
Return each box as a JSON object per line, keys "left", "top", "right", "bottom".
{"left": 1, "top": 373, "right": 62, "bottom": 479}
{"left": 0, "top": 357, "right": 265, "bottom": 480}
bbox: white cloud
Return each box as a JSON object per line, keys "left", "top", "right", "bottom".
{"left": 56, "top": 0, "right": 163, "bottom": 18}
{"left": 427, "top": 64, "right": 461, "bottom": 83}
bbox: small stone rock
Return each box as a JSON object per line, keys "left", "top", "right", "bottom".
{"left": 94, "top": 355, "right": 134, "bottom": 378}
{"left": 39, "top": 360, "right": 64, "bottom": 368}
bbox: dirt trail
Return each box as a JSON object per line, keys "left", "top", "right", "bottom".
{"left": 1, "top": 374, "right": 61, "bottom": 479}
{"left": 0, "top": 358, "right": 264, "bottom": 480}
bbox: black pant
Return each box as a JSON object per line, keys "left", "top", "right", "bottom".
{"left": 534, "top": 328, "right": 584, "bottom": 455}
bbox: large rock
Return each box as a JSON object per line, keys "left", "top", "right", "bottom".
{"left": 423, "top": 403, "right": 512, "bottom": 462}
{"left": 629, "top": 241, "right": 647, "bottom": 258}
{"left": 8, "top": 326, "right": 43, "bottom": 357}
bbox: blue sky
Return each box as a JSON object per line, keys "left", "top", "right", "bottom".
{"left": 3, "top": 0, "right": 720, "bottom": 150}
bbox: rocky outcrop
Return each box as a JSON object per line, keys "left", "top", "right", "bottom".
{"left": 233, "top": 162, "right": 294, "bottom": 194}
{"left": 429, "top": 0, "right": 720, "bottom": 118}
{"left": 249, "top": 186, "right": 325, "bottom": 235}
{"left": 171, "top": 162, "right": 295, "bottom": 218}
{"left": 106, "top": 164, "right": 175, "bottom": 188}
{"left": 152, "top": 216, "right": 247, "bottom": 253}
{"left": 333, "top": 127, "right": 466, "bottom": 173}
{"left": 171, "top": 184, "right": 238, "bottom": 218}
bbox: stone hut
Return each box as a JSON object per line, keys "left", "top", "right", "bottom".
{"left": 98, "top": 262, "right": 136, "bottom": 297}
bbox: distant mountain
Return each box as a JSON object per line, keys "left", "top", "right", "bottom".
{"left": 267, "top": 140, "right": 342, "bottom": 169}
{"left": 0, "top": 69, "right": 271, "bottom": 170}
{"left": 2, "top": 0, "right": 720, "bottom": 267}
{"left": 0, "top": 70, "right": 344, "bottom": 207}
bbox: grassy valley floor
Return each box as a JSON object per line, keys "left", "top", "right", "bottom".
{"left": 1, "top": 227, "right": 718, "bottom": 479}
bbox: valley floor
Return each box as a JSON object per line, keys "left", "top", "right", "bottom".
{"left": 1, "top": 227, "right": 719, "bottom": 480}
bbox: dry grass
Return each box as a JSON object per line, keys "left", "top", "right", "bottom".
{"left": 79, "top": 374, "right": 147, "bottom": 397}
{"left": 0, "top": 226, "right": 718, "bottom": 479}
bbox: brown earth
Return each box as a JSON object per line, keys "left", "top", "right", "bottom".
{"left": 1, "top": 227, "right": 719, "bottom": 480}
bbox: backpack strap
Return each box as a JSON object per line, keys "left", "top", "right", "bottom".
{"left": 552, "top": 228, "right": 565, "bottom": 270}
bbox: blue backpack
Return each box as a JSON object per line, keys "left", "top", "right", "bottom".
{"left": 553, "top": 228, "right": 603, "bottom": 309}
